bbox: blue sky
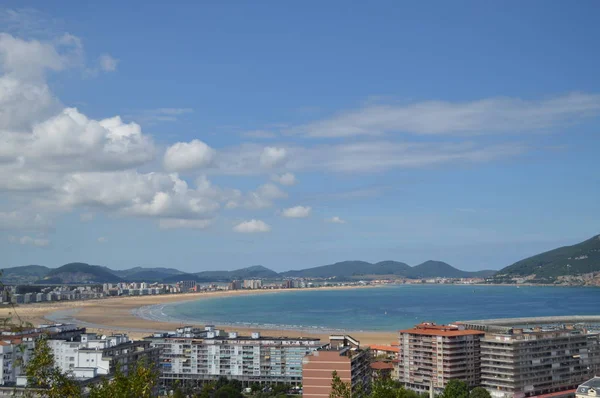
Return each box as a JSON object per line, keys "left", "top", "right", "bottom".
{"left": 1, "top": 1, "right": 599, "bottom": 272}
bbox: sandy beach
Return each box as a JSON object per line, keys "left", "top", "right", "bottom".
{"left": 0, "top": 287, "right": 398, "bottom": 345}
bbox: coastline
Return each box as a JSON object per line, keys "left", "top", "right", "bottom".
{"left": 0, "top": 285, "right": 400, "bottom": 345}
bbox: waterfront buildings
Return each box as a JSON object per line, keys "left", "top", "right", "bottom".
{"left": 398, "top": 322, "right": 485, "bottom": 393}
{"left": 243, "top": 280, "right": 263, "bottom": 290}
{"left": 48, "top": 332, "right": 159, "bottom": 381}
{"left": 145, "top": 326, "right": 324, "bottom": 387}
{"left": 302, "top": 335, "right": 371, "bottom": 398}
{"left": 479, "top": 326, "right": 600, "bottom": 398}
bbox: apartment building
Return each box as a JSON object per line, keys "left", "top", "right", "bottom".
{"left": 145, "top": 326, "right": 324, "bottom": 387}
{"left": 576, "top": 377, "right": 600, "bottom": 398}
{"left": 0, "top": 324, "right": 86, "bottom": 386}
{"left": 243, "top": 280, "right": 263, "bottom": 290}
{"left": 48, "top": 332, "right": 159, "bottom": 380}
{"left": 480, "top": 326, "right": 600, "bottom": 398}
{"left": 302, "top": 335, "right": 372, "bottom": 398}
{"left": 398, "top": 323, "right": 485, "bottom": 393}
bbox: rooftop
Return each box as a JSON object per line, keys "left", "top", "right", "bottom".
{"left": 399, "top": 322, "right": 485, "bottom": 337}
{"left": 577, "top": 377, "right": 600, "bottom": 395}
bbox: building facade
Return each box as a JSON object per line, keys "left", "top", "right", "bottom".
{"left": 302, "top": 335, "right": 371, "bottom": 398}
{"left": 398, "top": 323, "right": 484, "bottom": 393}
{"left": 480, "top": 327, "right": 600, "bottom": 398}
{"left": 145, "top": 326, "right": 324, "bottom": 387}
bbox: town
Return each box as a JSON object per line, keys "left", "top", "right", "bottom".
{"left": 1, "top": 316, "right": 599, "bottom": 398}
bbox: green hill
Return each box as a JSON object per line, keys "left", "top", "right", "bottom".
{"left": 39, "top": 262, "right": 123, "bottom": 284}
{"left": 1, "top": 265, "right": 51, "bottom": 284}
{"left": 496, "top": 234, "right": 600, "bottom": 279}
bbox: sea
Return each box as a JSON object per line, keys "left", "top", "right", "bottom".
{"left": 134, "top": 284, "right": 600, "bottom": 333}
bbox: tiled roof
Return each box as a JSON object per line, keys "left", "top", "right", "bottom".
{"left": 368, "top": 345, "right": 400, "bottom": 353}
{"left": 371, "top": 361, "right": 394, "bottom": 370}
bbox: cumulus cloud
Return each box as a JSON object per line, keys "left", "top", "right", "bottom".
{"left": 326, "top": 216, "right": 346, "bottom": 224}
{"left": 293, "top": 93, "right": 600, "bottom": 137}
{"left": 98, "top": 54, "right": 118, "bottom": 72}
{"left": 233, "top": 219, "right": 271, "bottom": 233}
{"left": 9, "top": 235, "right": 49, "bottom": 247}
{"left": 159, "top": 218, "right": 213, "bottom": 229}
{"left": 0, "top": 211, "right": 51, "bottom": 230}
{"left": 242, "top": 183, "right": 287, "bottom": 209}
{"left": 164, "top": 139, "right": 215, "bottom": 172}
{"left": 282, "top": 206, "right": 311, "bottom": 218}
{"left": 260, "top": 146, "right": 287, "bottom": 168}
{"left": 271, "top": 172, "right": 296, "bottom": 186}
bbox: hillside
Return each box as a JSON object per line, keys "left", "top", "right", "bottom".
{"left": 497, "top": 234, "right": 600, "bottom": 279}
{"left": 39, "top": 263, "right": 123, "bottom": 284}
{"left": 280, "top": 260, "right": 491, "bottom": 279}
{"left": 111, "top": 267, "right": 185, "bottom": 282}
{"left": 0, "top": 265, "right": 50, "bottom": 284}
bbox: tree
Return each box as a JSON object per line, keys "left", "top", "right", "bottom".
{"left": 24, "top": 336, "right": 81, "bottom": 398}
{"left": 441, "top": 380, "right": 469, "bottom": 398}
{"left": 330, "top": 370, "right": 352, "bottom": 398}
{"left": 87, "top": 359, "right": 159, "bottom": 398}
{"left": 469, "top": 387, "right": 491, "bottom": 398}
{"left": 214, "top": 385, "right": 243, "bottom": 398}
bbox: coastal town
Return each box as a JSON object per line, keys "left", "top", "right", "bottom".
{"left": 1, "top": 312, "right": 599, "bottom": 398}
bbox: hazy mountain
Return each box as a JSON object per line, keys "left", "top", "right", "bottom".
{"left": 0, "top": 265, "right": 51, "bottom": 284}
{"left": 497, "top": 234, "right": 600, "bottom": 279}
{"left": 39, "top": 262, "right": 123, "bottom": 284}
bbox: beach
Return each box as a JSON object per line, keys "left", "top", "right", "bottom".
{"left": 0, "top": 286, "right": 399, "bottom": 345}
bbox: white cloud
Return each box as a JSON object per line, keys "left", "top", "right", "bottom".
{"left": 282, "top": 206, "right": 311, "bottom": 218}
{"left": 9, "top": 235, "right": 49, "bottom": 247}
{"left": 159, "top": 218, "right": 213, "bottom": 229}
{"left": 260, "top": 146, "right": 287, "bottom": 168}
{"left": 233, "top": 219, "right": 271, "bottom": 233}
{"left": 164, "top": 139, "right": 215, "bottom": 172}
{"left": 97, "top": 236, "right": 107, "bottom": 243}
{"left": 326, "top": 216, "right": 346, "bottom": 224}
{"left": 98, "top": 54, "right": 118, "bottom": 72}
{"left": 0, "top": 211, "right": 51, "bottom": 230}
{"left": 129, "top": 108, "right": 193, "bottom": 124}
{"left": 80, "top": 212, "right": 94, "bottom": 222}
{"left": 272, "top": 172, "right": 296, "bottom": 186}
{"left": 242, "top": 183, "right": 287, "bottom": 209}
{"left": 293, "top": 93, "right": 600, "bottom": 137}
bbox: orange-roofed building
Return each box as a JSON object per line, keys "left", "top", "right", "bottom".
{"left": 398, "top": 322, "right": 484, "bottom": 394}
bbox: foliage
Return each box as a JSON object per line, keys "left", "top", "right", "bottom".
{"left": 469, "top": 387, "right": 492, "bottom": 398}
{"left": 330, "top": 370, "right": 352, "bottom": 398}
{"left": 24, "top": 337, "right": 81, "bottom": 398}
{"left": 440, "top": 380, "right": 469, "bottom": 398}
{"left": 87, "top": 360, "right": 159, "bottom": 398}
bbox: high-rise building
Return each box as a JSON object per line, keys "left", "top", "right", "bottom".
{"left": 243, "top": 280, "right": 262, "bottom": 290}
{"left": 302, "top": 335, "right": 371, "bottom": 398}
{"left": 145, "top": 326, "right": 324, "bottom": 387}
{"left": 398, "top": 323, "right": 484, "bottom": 393}
{"left": 480, "top": 326, "right": 600, "bottom": 398}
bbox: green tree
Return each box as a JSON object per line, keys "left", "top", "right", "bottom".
{"left": 87, "top": 359, "right": 159, "bottom": 398}
{"left": 330, "top": 370, "right": 352, "bottom": 398}
{"left": 24, "top": 336, "right": 81, "bottom": 398}
{"left": 214, "top": 385, "right": 243, "bottom": 398}
{"left": 441, "top": 380, "right": 469, "bottom": 398}
{"left": 469, "top": 387, "right": 491, "bottom": 398}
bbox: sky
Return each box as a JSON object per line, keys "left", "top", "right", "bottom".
{"left": 1, "top": 1, "right": 599, "bottom": 272}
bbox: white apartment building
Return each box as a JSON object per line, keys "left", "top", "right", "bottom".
{"left": 145, "top": 326, "right": 325, "bottom": 387}
{"left": 243, "top": 280, "right": 262, "bottom": 289}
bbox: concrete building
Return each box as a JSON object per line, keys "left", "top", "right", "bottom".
{"left": 145, "top": 326, "right": 324, "bottom": 388}
{"left": 480, "top": 326, "right": 600, "bottom": 398}
{"left": 179, "top": 280, "right": 197, "bottom": 292}
{"left": 398, "top": 323, "right": 485, "bottom": 393}
{"left": 243, "top": 280, "right": 262, "bottom": 290}
{"left": 228, "top": 280, "right": 242, "bottom": 290}
{"left": 302, "top": 335, "right": 371, "bottom": 398}
{"left": 577, "top": 377, "right": 600, "bottom": 398}
{"left": 48, "top": 332, "right": 159, "bottom": 379}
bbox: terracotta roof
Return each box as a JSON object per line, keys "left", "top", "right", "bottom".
{"left": 532, "top": 389, "right": 576, "bottom": 398}
{"left": 371, "top": 361, "right": 394, "bottom": 370}
{"left": 399, "top": 323, "right": 484, "bottom": 337}
{"left": 368, "top": 344, "right": 400, "bottom": 353}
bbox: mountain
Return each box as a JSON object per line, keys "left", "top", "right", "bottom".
{"left": 195, "top": 266, "right": 280, "bottom": 281}
{"left": 279, "top": 260, "right": 491, "bottom": 279}
{"left": 39, "top": 262, "right": 123, "bottom": 284}
{"left": 410, "top": 261, "right": 495, "bottom": 278}
{"left": 0, "top": 265, "right": 51, "bottom": 284}
{"left": 111, "top": 267, "right": 185, "bottom": 282}
{"left": 496, "top": 234, "right": 600, "bottom": 279}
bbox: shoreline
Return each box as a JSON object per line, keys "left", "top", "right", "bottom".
{"left": 0, "top": 285, "right": 401, "bottom": 345}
